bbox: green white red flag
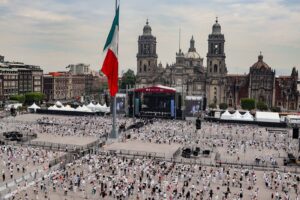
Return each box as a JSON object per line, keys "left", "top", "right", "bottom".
{"left": 101, "top": 4, "right": 119, "bottom": 97}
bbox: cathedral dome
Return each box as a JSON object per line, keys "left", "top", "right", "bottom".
{"left": 251, "top": 53, "right": 271, "bottom": 70}
{"left": 212, "top": 17, "right": 221, "bottom": 34}
{"left": 185, "top": 36, "right": 201, "bottom": 59}
{"left": 143, "top": 19, "right": 152, "bottom": 35}
{"left": 185, "top": 51, "right": 201, "bottom": 59}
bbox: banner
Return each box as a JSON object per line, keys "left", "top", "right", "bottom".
{"left": 135, "top": 98, "right": 140, "bottom": 115}
{"left": 171, "top": 99, "right": 175, "bottom": 117}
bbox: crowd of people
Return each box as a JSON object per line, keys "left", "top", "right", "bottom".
{"left": 0, "top": 145, "right": 64, "bottom": 183}
{"left": 0, "top": 114, "right": 299, "bottom": 200}
{"left": 2, "top": 115, "right": 132, "bottom": 138}
{"left": 8, "top": 152, "right": 300, "bottom": 200}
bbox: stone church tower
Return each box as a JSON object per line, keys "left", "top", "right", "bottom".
{"left": 136, "top": 20, "right": 158, "bottom": 87}
{"left": 206, "top": 18, "right": 227, "bottom": 106}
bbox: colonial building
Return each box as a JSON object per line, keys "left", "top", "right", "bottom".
{"left": 0, "top": 56, "right": 43, "bottom": 102}
{"left": 43, "top": 72, "right": 73, "bottom": 101}
{"left": 43, "top": 72, "right": 96, "bottom": 102}
{"left": 135, "top": 19, "right": 299, "bottom": 111}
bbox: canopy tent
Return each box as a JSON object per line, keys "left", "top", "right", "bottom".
{"left": 75, "top": 105, "right": 92, "bottom": 112}
{"left": 286, "top": 115, "right": 300, "bottom": 124}
{"left": 102, "top": 104, "right": 110, "bottom": 113}
{"left": 28, "top": 103, "right": 40, "bottom": 112}
{"left": 232, "top": 110, "right": 242, "bottom": 120}
{"left": 87, "top": 103, "right": 96, "bottom": 111}
{"left": 61, "top": 105, "right": 75, "bottom": 111}
{"left": 55, "top": 101, "right": 63, "bottom": 107}
{"left": 256, "top": 112, "right": 280, "bottom": 123}
{"left": 241, "top": 111, "right": 254, "bottom": 121}
{"left": 48, "top": 105, "right": 61, "bottom": 111}
{"left": 5, "top": 103, "right": 22, "bottom": 111}
{"left": 220, "top": 110, "right": 232, "bottom": 120}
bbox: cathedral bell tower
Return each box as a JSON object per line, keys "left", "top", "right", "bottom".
{"left": 207, "top": 17, "right": 227, "bottom": 76}
{"left": 136, "top": 20, "right": 158, "bottom": 86}
{"left": 206, "top": 18, "right": 227, "bottom": 106}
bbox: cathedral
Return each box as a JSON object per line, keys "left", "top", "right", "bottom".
{"left": 135, "top": 19, "right": 299, "bottom": 111}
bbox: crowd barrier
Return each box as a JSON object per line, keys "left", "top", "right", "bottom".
{"left": 204, "top": 117, "right": 287, "bottom": 128}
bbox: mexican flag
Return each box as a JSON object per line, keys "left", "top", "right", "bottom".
{"left": 101, "top": 5, "right": 119, "bottom": 97}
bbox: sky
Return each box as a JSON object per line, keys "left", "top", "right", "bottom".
{"left": 0, "top": 0, "right": 299, "bottom": 75}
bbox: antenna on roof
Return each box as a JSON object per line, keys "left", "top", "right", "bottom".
{"left": 179, "top": 27, "right": 181, "bottom": 52}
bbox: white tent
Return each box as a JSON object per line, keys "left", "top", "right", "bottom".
{"left": 95, "top": 103, "right": 104, "bottom": 112}
{"left": 241, "top": 111, "right": 254, "bottom": 121}
{"left": 286, "top": 115, "right": 300, "bottom": 124}
{"left": 232, "top": 110, "right": 242, "bottom": 120}
{"left": 87, "top": 103, "right": 96, "bottom": 111}
{"left": 256, "top": 112, "right": 280, "bottom": 123}
{"left": 221, "top": 110, "right": 232, "bottom": 120}
{"left": 75, "top": 105, "right": 92, "bottom": 112}
{"left": 55, "top": 101, "right": 63, "bottom": 107}
{"left": 5, "top": 103, "right": 22, "bottom": 111}
{"left": 102, "top": 104, "right": 110, "bottom": 113}
{"left": 61, "top": 105, "right": 75, "bottom": 111}
{"left": 28, "top": 103, "right": 40, "bottom": 112}
{"left": 48, "top": 105, "right": 61, "bottom": 111}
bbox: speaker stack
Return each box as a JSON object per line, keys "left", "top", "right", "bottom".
{"left": 292, "top": 128, "right": 299, "bottom": 139}
{"left": 196, "top": 118, "right": 201, "bottom": 130}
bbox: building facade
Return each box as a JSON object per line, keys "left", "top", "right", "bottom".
{"left": 135, "top": 19, "right": 299, "bottom": 111}
{"left": 0, "top": 56, "right": 43, "bottom": 103}
{"left": 66, "top": 63, "right": 90, "bottom": 75}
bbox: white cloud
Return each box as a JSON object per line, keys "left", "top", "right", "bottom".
{"left": 17, "top": 9, "right": 73, "bottom": 22}
{"left": 0, "top": 0, "right": 299, "bottom": 75}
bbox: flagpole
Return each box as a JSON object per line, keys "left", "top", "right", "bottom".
{"left": 111, "top": 0, "right": 118, "bottom": 139}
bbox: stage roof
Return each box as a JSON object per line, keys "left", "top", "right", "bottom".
{"left": 134, "top": 85, "right": 176, "bottom": 93}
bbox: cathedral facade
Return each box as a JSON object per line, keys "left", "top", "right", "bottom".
{"left": 135, "top": 19, "right": 299, "bottom": 111}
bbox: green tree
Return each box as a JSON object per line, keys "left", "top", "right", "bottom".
{"left": 271, "top": 106, "right": 281, "bottom": 112}
{"left": 25, "top": 92, "right": 45, "bottom": 105}
{"left": 256, "top": 101, "right": 268, "bottom": 111}
{"left": 209, "top": 103, "right": 217, "bottom": 109}
{"left": 120, "top": 69, "right": 136, "bottom": 90}
{"left": 219, "top": 103, "right": 228, "bottom": 110}
{"left": 10, "top": 95, "right": 25, "bottom": 103}
{"left": 241, "top": 98, "right": 256, "bottom": 110}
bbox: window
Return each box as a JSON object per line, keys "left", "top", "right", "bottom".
{"left": 144, "top": 64, "right": 147, "bottom": 72}
{"left": 139, "top": 67, "right": 142, "bottom": 73}
{"left": 148, "top": 61, "right": 150, "bottom": 66}
{"left": 214, "top": 64, "right": 218, "bottom": 73}
{"left": 210, "top": 61, "right": 212, "bottom": 66}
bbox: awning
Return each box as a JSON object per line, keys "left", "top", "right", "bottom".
{"left": 134, "top": 85, "right": 176, "bottom": 94}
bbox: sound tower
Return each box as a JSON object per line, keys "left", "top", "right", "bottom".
{"left": 196, "top": 118, "right": 201, "bottom": 130}
{"left": 292, "top": 128, "right": 299, "bottom": 139}
{"left": 202, "top": 97, "right": 207, "bottom": 111}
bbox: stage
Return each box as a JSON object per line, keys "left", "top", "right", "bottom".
{"left": 128, "top": 85, "right": 182, "bottom": 119}
{"left": 103, "top": 141, "right": 182, "bottom": 159}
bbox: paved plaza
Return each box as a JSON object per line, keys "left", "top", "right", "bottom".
{"left": 0, "top": 113, "right": 299, "bottom": 200}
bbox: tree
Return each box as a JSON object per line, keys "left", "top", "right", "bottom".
{"left": 209, "top": 103, "right": 217, "bottom": 109}
{"left": 25, "top": 92, "right": 45, "bottom": 105}
{"left": 10, "top": 95, "right": 25, "bottom": 103}
{"left": 219, "top": 103, "right": 228, "bottom": 110}
{"left": 256, "top": 101, "right": 268, "bottom": 111}
{"left": 271, "top": 106, "right": 281, "bottom": 112}
{"left": 241, "top": 98, "right": 255, "bottom": 110}
{"left": 120, "top": 69, "right": 136, "bottom": 90}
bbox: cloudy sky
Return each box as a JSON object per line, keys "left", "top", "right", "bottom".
{"left": 0, "top": 0, "right": 299, "bottom": 75}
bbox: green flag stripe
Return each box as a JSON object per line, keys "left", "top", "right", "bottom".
{"left": 103, "top": 6, "right": 119, "bottom": 51}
